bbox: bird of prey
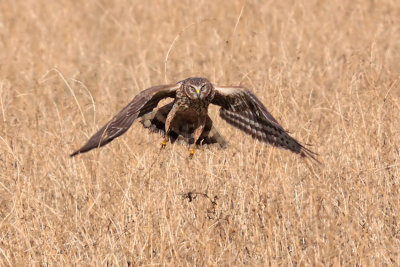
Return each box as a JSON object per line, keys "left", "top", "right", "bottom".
{"left": 70, "top": 77, "right": 318, "bottom": 162}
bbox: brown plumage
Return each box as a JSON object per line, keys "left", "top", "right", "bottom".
{"left": 139, "top": 102, "right": 227, "bottom": 148}
{"left": 70, "top": 77, "right": 319, "bottom": 162}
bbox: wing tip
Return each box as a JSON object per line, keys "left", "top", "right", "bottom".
{"left": 70, "top": 150, "right": 80, "bottom": 157}
{"left": 300, "top": 146, "right": 322, "bottom": 165}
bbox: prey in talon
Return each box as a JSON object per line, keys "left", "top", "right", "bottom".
{"left": 70, "top": 77, "right": 319, "bottom": 164}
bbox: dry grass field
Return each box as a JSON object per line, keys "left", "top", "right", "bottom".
{"left": 1, "top": 0, "right": 399, "bottom": 265}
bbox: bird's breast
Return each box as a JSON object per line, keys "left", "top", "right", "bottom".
{"left": 176, "top": 95, "right": 209, "bottom": 113}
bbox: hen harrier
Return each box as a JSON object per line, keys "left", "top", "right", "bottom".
{"left": 70, "top": 77, "right": 318, "bottom": 162}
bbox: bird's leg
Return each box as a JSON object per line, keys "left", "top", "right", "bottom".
{"left": 161, "top": 134, "right": 168, "bottom": 149}
{"left": 161, "top": 105, "right": 177, "bottom": 149}
{"left": 189, "top": 116, "right": 206, "bottom": 158}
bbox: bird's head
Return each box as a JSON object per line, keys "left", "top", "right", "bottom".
{"left": 180, "top": 77, "right": 213, "bottom": 100}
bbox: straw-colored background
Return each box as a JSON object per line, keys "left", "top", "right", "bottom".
{"left": 1, "top": 0, "right": 399, "bottom": 265}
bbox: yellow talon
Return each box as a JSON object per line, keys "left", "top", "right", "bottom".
{"left": 160, "top": 136, "right": 168, "bottom": 149}
{"left": 189, "top": 148, "right": 195, "bottom": 158}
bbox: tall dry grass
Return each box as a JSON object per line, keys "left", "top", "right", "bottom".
{"left": 0, "top": 0, "right": 399, "bottom": 265}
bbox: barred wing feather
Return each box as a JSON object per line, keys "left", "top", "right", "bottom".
{"left": 212, "top": 86, "right": 319, "bottom": 162}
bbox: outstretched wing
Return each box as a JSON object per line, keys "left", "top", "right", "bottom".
{"left": 70, "top": 83, "right": 181, "bottom": 157}
{"left": 212, "top": 85, "right": 319, "bottom": 162}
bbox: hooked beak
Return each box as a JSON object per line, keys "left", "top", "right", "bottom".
{"left": 196, "top": 89, "right": 200, "bottom": 97}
